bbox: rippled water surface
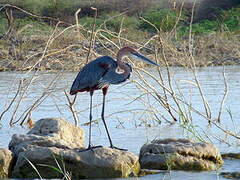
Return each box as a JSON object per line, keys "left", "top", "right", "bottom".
{"left": 0, "top": 65, "right": 240, "bottom": 180}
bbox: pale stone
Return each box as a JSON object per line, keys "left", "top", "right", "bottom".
{"left": 12, "top": 146, "right": 140, "bottom": 178}
{"left": 9, "top": 118, "right": 84, "bottom": 156}
{"left": 9, "top": 118, "right": 140, "bottom": 178}
{"left": 28, "top": 117, "right": 84, "bottom": 148}
{"left": 139, "top": 138, "right": 223, "bottom": 171}
{"left": 0, "top": 148, "right": 13, "bottom": 178}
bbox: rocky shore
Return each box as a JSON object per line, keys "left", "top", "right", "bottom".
{"left": 0, "top": 117, "right": 236, "bottom": 179}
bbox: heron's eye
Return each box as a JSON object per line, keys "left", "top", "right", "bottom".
{"left": 115, "top": 66, "right": 125, "bottom": 74}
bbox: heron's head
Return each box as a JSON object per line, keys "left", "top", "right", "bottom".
{"left": 118, "top": 46, "right": 159, "bottom": 67}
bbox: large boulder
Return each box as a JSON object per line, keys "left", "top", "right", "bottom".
{"left": 0, "top": 148, "right": 13, "bottom": 178}
{"left": 139, "top": 138, "right": 223, "bottom": 171}
{"left": 28, "top": 117, "right": 84, "bottom": 148}
{"left": 9, "top": 118, "right": 84, "bottom": 156}
{"left": 12, "top": 146, "right": 140, "bottom": 179}
{"left": 9, "top": 118, "right": 140, "bottom": 178}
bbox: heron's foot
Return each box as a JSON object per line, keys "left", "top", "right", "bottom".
{"left": 110, "top": 145, "right": 128, "bottom": 151}
{"left": 78, "top": 145, "right": 103, "bottom": 152}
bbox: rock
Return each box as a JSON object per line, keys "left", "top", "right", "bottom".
{"left": 0, "top": 148, "right": 14, "bottom": 178}
{"left": 139, "top": 138, "right": 223, "bottom": 171}
{"left": 222, "top": 153, "right": 240, "bottom": 159}
{"left": 220, "top": 172, "right": 240, "bottom": 179}
{"left": 12, "top": 146, "right": 140, "bottom": 179}
{"left": 9, "top": 118, "right": 139, "bottom": 178}
{"left": 9, "top": 118, "right": 84, "bottom": 156}
{"left": 138, "top": 169, "right": 162, "bottom": 176}
{"left": 28, "top": 117, "right": 84, "bottom": 146}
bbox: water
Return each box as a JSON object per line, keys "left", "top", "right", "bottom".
{"left": 0, "top": 65, "right": 240, "bottom": 180}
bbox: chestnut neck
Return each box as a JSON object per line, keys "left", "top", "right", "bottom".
{"left": 116, "top": 47, "right": 132, "bottom": 75}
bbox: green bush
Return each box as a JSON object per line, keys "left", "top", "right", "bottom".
{"left": 1, "top": 0, "right": 83, "bottom": 22}
{"left": 177, "top": 6, "right": 240, "bottom": 36}
{"left": 220, "top": 6, "right": 240, "bottom": 31}
{"left": 139, "top": 9, "right": 181, "bottom": 32}
{"left": 79, "top": 16, "right": 105, "bottom": 29}
{"left": 79, "top": 12, "right": 138, "bottom": 33}
{"left": 1, "top": 0, "right": 52, "bottom": 15}
{"left": 15, "top": 17, "right": 52, "bottom": 34}
{"left": 102, "top": 12, "right": 138, "bottom": 32}
{"left": 178, "top": 20, "right": 220, "bottom": 36}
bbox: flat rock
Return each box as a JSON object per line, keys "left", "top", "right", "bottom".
{"left": 139, "top": 138, "right": 223, "bottom": 171}
{"left": 0, "top": 148, "right": 13, "bottom": 178}
{"left": 9, "top": 118, "right": 84, "bottom": 156}
{"left": 12, "top": 146, "right": 140, "bottom": 178}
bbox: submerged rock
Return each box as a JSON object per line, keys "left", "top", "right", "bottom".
{"left": 220, "top": 172, "right": 240, "bottom": 179}
{"left": 221, "top": 153, "right": 240, "bottom": 159}
{"left": 9, "top": 118, "right": 140, "bottom": 178}
{"left": 139, "top": 138, "right": 223, "bottom": 171}
{"left": 0, "top": 148, "right": 13, "bottom": 178}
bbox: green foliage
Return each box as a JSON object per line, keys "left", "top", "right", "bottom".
{"left": 178, "top": 6, "right": 240, "bottom": 36}
{"left": 0, "top": 14, "right": 52, "bottom": 36}
{"left": 1, "top": 0, "right": 82, "bottom": 19}
{"left": 139, "top": 9, "right": 181, "bottom": 32}
{"left": 80, "top": 12, "right": 138, "bottom": 33}
{"left": 15, "top": 18, "right": 53, "bottom": 35}
{"left": 80, "top": 17, "right": 105, "bottom": 29}
{"left": 220, "top": 6, "right": 240, "bottom": 31}
{"left": 0, "top": 1, "right": 239, "bottom": 37}
{"left": 102, "top": 12, "right": 139, "bottom": 32}
{"left": 178, "top": 20, "right": 220, "bottom": 36}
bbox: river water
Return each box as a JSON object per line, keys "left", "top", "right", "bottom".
{"left": 0, "top": 65, "right": 240, "bottom": 180}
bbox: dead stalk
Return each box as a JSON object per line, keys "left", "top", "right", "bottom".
{"left": 17, "top": 73, "right": 62, "bottom": 126}
{"left": 64, "top": 91, "right": 79, "bottom": 126}
{"left": 10, "top": 74, "right": 36, "bottom": 126}
{"left": 0, "top": 80, "right": 22, "bottom": 122}
{"left": 85, "top": 7, "right": 97, "bottom": 65}
{"left": 187, "top": 0, "right": 212, "bottom": 120}
{"left": 217, "top": 66, "right": 228, "bottom": 122}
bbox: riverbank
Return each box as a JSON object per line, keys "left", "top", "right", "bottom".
{"left": 0, "top": 4, "right": 239, "bottom": 71}
{"left": 0, "top": 32, "right": 239, "bottom": 71}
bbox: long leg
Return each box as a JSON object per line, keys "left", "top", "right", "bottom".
{"left": 101, "top": 87, "right": 113, "bottom": 147}
{"left": 80, "top": 90, "right": 101, "bottom": 152}
{"left": 87, "top": 90, "right": 94, "bottom": 149}
{"left": 102, "top": 87, "right": 127, "bottom": 151}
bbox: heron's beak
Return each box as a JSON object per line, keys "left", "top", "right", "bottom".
{"left": 131, "top": 52, "right": 159, "bottom": 66}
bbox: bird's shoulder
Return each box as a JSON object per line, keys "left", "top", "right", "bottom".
{"left": 89, "top": 56, "right": 117, "bottom": 69}
{"left": 77, "top": 56, "right": 117, "bottom": 81}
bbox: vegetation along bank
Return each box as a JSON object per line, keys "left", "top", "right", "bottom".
{"left": 0, "top": 0, "right": 239, "bottom": 71}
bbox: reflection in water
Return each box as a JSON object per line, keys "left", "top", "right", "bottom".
{"left": 0, "top": 66, "right": 240, "bottom": 180}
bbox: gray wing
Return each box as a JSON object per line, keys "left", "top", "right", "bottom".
{"left": 70, "top": 56, "right": 115, "bottom": 94}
